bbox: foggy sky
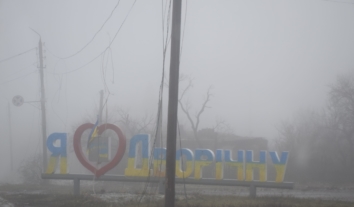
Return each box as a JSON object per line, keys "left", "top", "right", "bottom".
{"left": 0, "top": 0, "right": 354, "bottom": 179}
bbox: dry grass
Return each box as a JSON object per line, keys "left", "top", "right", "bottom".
{"left": 1, "top": 194, "right": 108, "bottom": 207}
{"left": 127, "top": 195, "right": 354, "bottom": 207}
{"left": 0, "top": 184, "right": 353, "bottom": 207}
{"left": 2, "top": 194, "right": 352, "bottom": 207}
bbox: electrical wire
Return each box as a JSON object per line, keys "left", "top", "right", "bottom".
{"left": 33, "top": 85, "right": 42, "bottom": 157}
{"left": 136, "top": 1, "right": 173, "bottom": 204}
{"left": 180, "top": 0, "right": 188, "bottom": 59}
{"left": 50, "top": 73, "right": 67, "bottom": 129}
{"left": 137, "top": 0, "right": 190, "bottom": 203}
{"left": 163, "top": 0, "right": 173, "bottom": 60}
{"left": 177, "top": 119, "right": 189, "bottom": 206}
{"left": 0, "top": 62, "right": 37, "bottom": 81}
{"left": 109, "top": 0, "right": 137, "bottom": 48}
{"left": 0, "top": 48, "right": 36, "bottom": 64}
{"left": 100, "top": 48, "right": 114, "bottom": 94}
{"left": 137, "top": 92, "right": 165, "bottom": 203}
{"left": 0, "top": 70, "right": 37, "bottom": 86}
{"left": 43, "top": 55, "right": 70, "bottom": 134}
{"left": 56, "top": 52, "right": 102, "bottom": 75}
{"left": 22, "top": 80, "right": 41, "bottom": 161}
{"left": 48, "top": 0, "right": 122, "bottom": 59}
{"left": 53, "top": 0, "right": 137, "bottom": 75}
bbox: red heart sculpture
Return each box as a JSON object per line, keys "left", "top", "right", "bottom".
{"left": 73, "top": 123, "right": 126, "bottom": 178}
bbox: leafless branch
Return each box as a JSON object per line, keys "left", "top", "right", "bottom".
{"left": 194, "top": 86, "right": 213, "bottom": 130}
{"left": 178, "top": 78, "right": 193, "bottom": 101}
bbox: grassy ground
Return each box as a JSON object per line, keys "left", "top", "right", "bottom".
{"left": 0, "top": 194, "right": 353, "bottom": 207}
{"left": 126, "top": 196, "right": 354, "bottom": 207}
{"left": 0, "top": 194, "right": 107, "bottom": 207}
{"left": 0, "top": 184, "right": 353, "bottom": 207}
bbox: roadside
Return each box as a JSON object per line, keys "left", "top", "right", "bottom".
{"left": 0, "top": 196, "right": 13, "bottom": 207}
{"left": 0, "top": 182, "right": 353, "bottom": 206}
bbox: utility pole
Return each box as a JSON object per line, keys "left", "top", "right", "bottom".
{"left": 157, "top": 99, "right": 164, "bottom": 194}
{"left": 38, "top": 39, "right": 47, "bottom": 172}
{"left": 99, "top": 90, "right": 104, "bottom": 124}
{"left": 8, "top": 102, "right": 13, "bottom": 173}
{"left": 156, "top": 99, "right": 163, "bottom": 148}
{"left": 164, "top": 0, "right": 182, "bottom": 206}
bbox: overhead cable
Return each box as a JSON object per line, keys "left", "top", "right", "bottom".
{"left": 50, "top": 0, "right": 122, "bottom": 59}
{"left": 3, "top": 62, "right": 37, "bottom": 79}
{"left": 0, "top": 48, "right": 36, "bottom": 64}
{"left": 55, "top": 0, "right": 137, "bottom": 75}
{"left": 136, "top": 1, "right": 173, "bottom": 204}
{"left": 177, "top": 119, "right": 189, "bottom": 206}
{"left": 0, "top": 70, "right": 37, "bottom": 86}
{"left": 180, "top": 0, "right": 188, "bottom": 58}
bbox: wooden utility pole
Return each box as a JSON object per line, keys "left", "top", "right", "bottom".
{"left": 164, "top": 0, "right": 182, "bottom": 206}
{"left": 39, "top": 39, "right": 47, "bottom": 171}
{"left": 157, "top": 99, "right": 164, "bottom": 194}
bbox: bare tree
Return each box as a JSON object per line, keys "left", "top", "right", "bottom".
{"left": 212, "top": 117, "right": 233, "bottom": 134}
{"left": 274, "top": 72, "right": 354, "bottom": 182}
{"left": 112, "top": 108, "right": 155, "bottom": 139}
{"left": 275, "top": 109, "right": 333, "bottom": 181}
{"left": 178, "top": 75, "right": 213, "bottom": 146}
{"left": 327, "top": 74, "right": 354, "bottom": 172}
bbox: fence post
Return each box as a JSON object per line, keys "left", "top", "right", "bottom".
{"left": 158, "top": 180, "right": 165, "bottom": 195}
{"left": 74, "top": 178, "right": 80, "bottom": 195}
{"left": 249, "top": 184, "right": 256, "bottom": 198}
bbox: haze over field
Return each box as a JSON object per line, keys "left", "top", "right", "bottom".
{"left": 0, "top": 0, "right": 353, "bottom": 181}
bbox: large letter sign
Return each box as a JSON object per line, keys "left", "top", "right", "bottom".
{"left": 215, "top": 149, "right": 223, "bottom": 180}
{"left": 194, "top": 149, "right": 215, "bottom": 179}
{"left": 153, "top": 148, "right": 166, "bottom": 177}
{"left": 176, "top": 148, "right": 194, "bottom": 178}
{"left": 46, "top": 133, "right": 67, "bottom": 174}
{"left": 269, "top": 151, "right": 289, "bottom": 182}
{"left": 125, "top": 134, "right": 150, "bottom": 177}
{"left": 45, "top": 123, "right": 290, "bottom": 183}
{"left": 246, "top": 151, "right": 267, "bottom": 182}
{"left": 73, "top": 123, "right": 126, "bottom": 178}
{"left": 225, "top": 150, "right": 245, "bottom": 180}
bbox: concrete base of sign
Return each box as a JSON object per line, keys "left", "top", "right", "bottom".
{"left": 41, "top": 174, "right": 294, "bottom": 197}
{"left": 158, "top": 180, "right": 165, "bottom": 195}
{"left": 74, "top": 178, "right": 80, "bottom": 196}
{"left": 250, "top": 184, "right": 256, "bottom": 198}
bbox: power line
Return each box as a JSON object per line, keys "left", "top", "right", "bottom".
{"left": 49, "top": 0, "right": 122, "bottom": 59}
{"left": 180, "top": 0, "right": 188, "bottom": 58}
{"left": 1, "top": 62, "right": 37, "bottom": 80}
{"left": 53, "top": 0, "right": 137, "bottom": 75}
{"left": 0, "top": 48, "right": 36, "bottom": 64}
{"left": 108, "top": 0, "right": 137, "bottom": 49}
{"left": 0, "top": 70, "right": 37, "bottom": 86}
{"left": 177, "top": 119, "right": 189, "bottom": 206}
{"left": 62, "top": 51, "right": 103, "bottom": 74}
{"left": 136, "top": 1, "right": 173, "bottom": 204}
{"left": 100, "top": 48, "right": 114, "bottom": 94}
{"left": 0, "top": 62, "right": 37, "bottom": 83}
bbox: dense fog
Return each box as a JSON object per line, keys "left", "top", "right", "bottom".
{"left": 0, "top": 0, "right": 353, "bottom": 184}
